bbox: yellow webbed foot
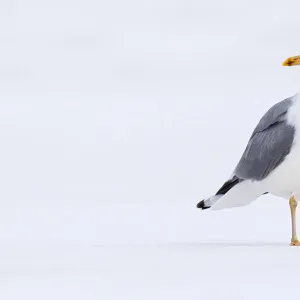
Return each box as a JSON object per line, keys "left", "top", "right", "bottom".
{"left": 290, "top": 238, "right": 300, "bottom": 246}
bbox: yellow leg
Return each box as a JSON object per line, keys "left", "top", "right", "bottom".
{"left": 289, "top": 196, "right": 300, "bottom": 246}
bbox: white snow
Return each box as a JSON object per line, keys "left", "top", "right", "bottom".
{"left": 0, "top": 200, "right": 300, "bottom": 299}
{"left": 1, "top": 241, "right": 300, "bottom": 300}
{"left": 1, "top": 0, "right": 300, "bottom": 299}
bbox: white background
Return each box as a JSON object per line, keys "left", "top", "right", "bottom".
{"left": 1, "top": 0, "right": 300, "bottom": 299}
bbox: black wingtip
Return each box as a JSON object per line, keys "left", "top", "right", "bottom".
{"left": 196, "top": 199, "right": 210, "bottom": 210}
{"left": 196, "top": 200, "right": 204, "bottom": 208}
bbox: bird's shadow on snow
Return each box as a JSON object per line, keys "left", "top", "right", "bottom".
{"left": 89, "top": 241, "right": 291, "bottom": 248}
{"left": 167, "top": 241, "right": 290, "bottom": 248}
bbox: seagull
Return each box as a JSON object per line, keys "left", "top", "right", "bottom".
{"left": 197, "top": 55, "right": 300, "bottom": 246}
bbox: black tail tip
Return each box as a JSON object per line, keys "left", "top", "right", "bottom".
{"left": 196, "top": 199, "right": 210, "bottom": 210}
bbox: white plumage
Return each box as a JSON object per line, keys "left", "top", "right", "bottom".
{"left": 210, "top": 93, "right": 300, "bottom": 211}
{"left": 197, "top": 54, "right": 300, "bottom": 245}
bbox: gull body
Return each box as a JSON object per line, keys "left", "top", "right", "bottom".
{"left": 197, "top": 55, "right": 300, "bottom": 245}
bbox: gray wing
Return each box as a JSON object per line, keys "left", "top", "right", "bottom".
{"left": 234, "top": 97, "right": 295, "bottom": 181}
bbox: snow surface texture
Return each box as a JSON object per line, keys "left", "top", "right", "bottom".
{"left": 1, "top": 0, "right": 300, "bottom": 299}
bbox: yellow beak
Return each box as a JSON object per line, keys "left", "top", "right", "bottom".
{"left": 282, "top": 55, "right": 300, "bottom": 66}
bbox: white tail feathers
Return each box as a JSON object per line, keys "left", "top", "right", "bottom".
{"left": 203, "top": 195, "right": 223, "bottom": 208}
{"left": 210, "top": 180, "right": 264, "bottom": 211}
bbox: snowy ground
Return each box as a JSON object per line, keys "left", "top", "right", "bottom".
{"left": 1, "top": 241, "right": 300, "bottom": 300}
{"left": 0, "top": 199, "right": 300, "bottom": 299}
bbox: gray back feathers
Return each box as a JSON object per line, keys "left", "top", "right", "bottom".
{"left": 234, "top": 97, "right": 295, "bottom": 181}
